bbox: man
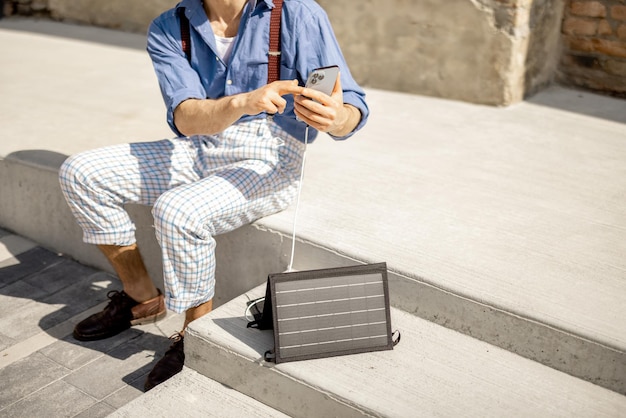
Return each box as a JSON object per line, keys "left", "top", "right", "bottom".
{"left": 59, "top": 0, "right": 368, "bottom": 391}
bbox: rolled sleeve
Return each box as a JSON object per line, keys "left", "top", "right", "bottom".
{"left": 330, "top": 91, "right": 368, "bottom": 141}
{"left": 293, "top": 4, "right": 369, "bottom": 141}
{"left": 147, "top": 14, "right": 206, "bottom": 137}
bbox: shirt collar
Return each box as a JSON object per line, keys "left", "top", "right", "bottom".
{"left": 252, "top": 0, "right": 275, "bottom": 9}
{"left": 176, "top": 0, "right": 274, "bottom": 16}
{"left": 176, "top": 0, "right": 202, "bottom": 14}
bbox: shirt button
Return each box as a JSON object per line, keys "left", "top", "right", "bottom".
{"left": 226, "top": 80, "right": 233, "bottom": 85}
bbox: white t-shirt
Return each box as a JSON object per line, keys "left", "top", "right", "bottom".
{"left": 215, "top": 35, "right": 237, "bottom": 64}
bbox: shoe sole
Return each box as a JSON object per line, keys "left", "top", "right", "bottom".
{"left": 73, "top": 310, "right": 167, "bottom": 341}
{"left": 130, "top": 309, "right": 167, "bottom": 326}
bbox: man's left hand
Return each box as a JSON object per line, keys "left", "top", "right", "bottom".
{"left": 294, "top": 75, "right": 355, "bottom": 137}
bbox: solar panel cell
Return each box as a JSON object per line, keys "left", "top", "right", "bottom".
{"left": 265, "top": 262, "right": 398, "bottom": 363}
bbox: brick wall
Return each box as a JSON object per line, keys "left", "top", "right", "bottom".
{"left": 2, "top": 0, "right": 49, "bottom": 17}
{"left": 560, "top": 0, "right": 626, "bottom": 96}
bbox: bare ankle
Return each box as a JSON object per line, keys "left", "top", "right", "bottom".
{"left": 124, "top": 285, "right": 160, "bottom": 303}
{"left": 98, "top": 244, "right": 158, "bottom": 302}
{"left": 183, "top": 299, "right": 213, "bottom": 330}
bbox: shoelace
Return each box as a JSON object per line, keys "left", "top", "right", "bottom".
{"left": 106, "top": 290, "right": 124, "bottom": 300}
{"left": 102, "top": 290, "right": 133, "bottom": 313}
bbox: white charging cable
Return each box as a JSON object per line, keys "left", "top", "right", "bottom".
{"left": 285, "top": 125, "right": 309, "bottom": 272}
{"left": 244, "top": 124, "right": 309, "bottom": 322}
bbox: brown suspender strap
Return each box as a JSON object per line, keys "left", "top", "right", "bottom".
{"left": 267, "top": 0, "right": 283, "bottom": 83}
{"left": 178, "top": 2, "right": 282, "bottom": 82}
{"left": 178, "top": 8, "right": 191, "bottom": 63}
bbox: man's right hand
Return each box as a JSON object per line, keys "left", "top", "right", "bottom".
{"left": 237, "top": 79, "right": 304, "bottom": 116}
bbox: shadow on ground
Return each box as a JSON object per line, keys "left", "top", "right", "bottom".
{"left": 0, "top": 244, "right": 173, "bottom": 404}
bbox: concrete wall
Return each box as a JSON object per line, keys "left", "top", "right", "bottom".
{"left": 0, "top": 0, "right": 574, "bottom": 105}
{"left": 47, "top": 0, "right": 177, "bottom": 33}
{"left": 319, "top": 0, "right": 564, "bottom": 105}
{"left": 525, "top": 0, "right": 568, "bottom": 95}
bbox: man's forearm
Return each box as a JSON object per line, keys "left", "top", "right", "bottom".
{"left": 173, "top": 81, "right": 302, "bottom": 137}
{"left": 173, "top": 96, "right": 243, "bottom": 137}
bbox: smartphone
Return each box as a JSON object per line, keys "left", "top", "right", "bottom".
{"left": 305, "top": 65, "right": 339, "bottom": 96}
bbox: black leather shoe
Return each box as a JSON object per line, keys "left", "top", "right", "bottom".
{"left": 73, "top": 290, "right": 166, "bottom": 341}
{"left": 144, "top": 333, "right": 185, "bottom": 391}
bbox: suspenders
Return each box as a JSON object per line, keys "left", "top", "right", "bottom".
{"left": 267, "top": 0, "right": 283, "bottom": 84}
{"left": 177, "top": 1, "right": 284, "bottom": 83}
{"left": 178, "top": 8, "right": 192, "bottom": 63}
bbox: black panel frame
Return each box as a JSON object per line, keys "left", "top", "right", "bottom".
{"left": 268, "top": 262, "right": 394, "bottom": 364}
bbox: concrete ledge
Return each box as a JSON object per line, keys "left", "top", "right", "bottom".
{"left": 252, "top": 86, "right": 626, "bottom": 394}
{"left": 185, "top": 285, "right": 626, "bottom": 417}
{"left": 3, "top": 133, "right": 624, "bottom": 394}
{"left": 272, "top": 229, "right": 626, "bottom": 394}
{"left": 0, "top": 153, "right": 290, "bottom": 309}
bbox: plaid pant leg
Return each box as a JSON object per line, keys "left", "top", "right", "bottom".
{"left": 58, "top": 139, "right": 202, "bottom": 246}
{"left": 152, "top": 122, "right": 304, "bottom": 313}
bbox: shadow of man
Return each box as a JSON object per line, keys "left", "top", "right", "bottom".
{"left": 0, "top": 235, "right": 176, "bottom": 399}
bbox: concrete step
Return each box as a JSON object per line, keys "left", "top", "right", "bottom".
{"left": 110, "top": 367, "right": 290, "bottom": 418}
{"left": 184, "top": 285, "right": 626, "bottom": 418}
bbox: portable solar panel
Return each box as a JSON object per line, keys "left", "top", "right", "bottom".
{"left": 248, "top": 262, "right": 400, "bottom": 363}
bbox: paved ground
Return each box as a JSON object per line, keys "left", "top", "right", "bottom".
{"left": 0, "top": 228, "right": 184, "bottom": 417}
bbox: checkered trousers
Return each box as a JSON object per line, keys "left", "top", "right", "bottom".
{"left": 59, "top": 119, "right": 305, "bottom": 313}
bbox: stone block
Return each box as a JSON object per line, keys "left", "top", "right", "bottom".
{"left": 0, "top": 380, "right": 96, "bottom": 417}
{"left": 603, "top": 57, "right": 626, "bottom": 76}
{"left": 0, "top": 265, "right": 113, "bottom": 341}
{"left": 62, "top": 333, "right": 167, "bottom": 400}
{"left": 40, "top": 332, "right": 135, "bottom": 371}
{"left": 16, "top": 4, "right": 31, "bottom": 14}
{"left": 0, "top": 245, "right": 57, "bottom": 288}
{"left": 102, "top": 380, "right": 145, "bottom": 410}
{"left": 2, "top": 1, "right": 14, "bottom": 17}
{"left": 0, "top": 352, "right": 69, "bottom": 410}
{"left": 570, "top": 1, "right": 607, "bottom": 18}
{"left": 593, "top": 37, "right": 626, "bottom": 57}
{"left": 558, "top": 61, "right": 626, "bottom": 92}
{"left": 563, "top": 16, "right": 599, "bottom": 35}
{"left": 73, "top": 402, "right": 116, "bottom": 418}
{"left": 612, "top": 4, "right": 626, "bottom": 21}
{"left": 31, "top": 0, "right": 47, "bottom": 11}
{"left": 598, "top": 19, "right": 614, "bottom": 35}
{"left": 0, "top": 234, "right": 37, "bottom": 266}
{"left": 0, "top": 331, "right": 16, "bottom": 352}
{"left": 566, "top": 35, "right": 626, "bottom": 58}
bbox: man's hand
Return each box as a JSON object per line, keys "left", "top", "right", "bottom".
{"left": 174, "top": 80, "right": 303, "bottom": 136}
{"left": 294, "top": 74, "right": 360, "bottom": 137}
{"left": 237, "top": 79, "right": 304, "bottom": 116}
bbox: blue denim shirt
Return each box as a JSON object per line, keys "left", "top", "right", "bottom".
{"left": 147, "top": 0, "right": 369, "bottom": 142}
